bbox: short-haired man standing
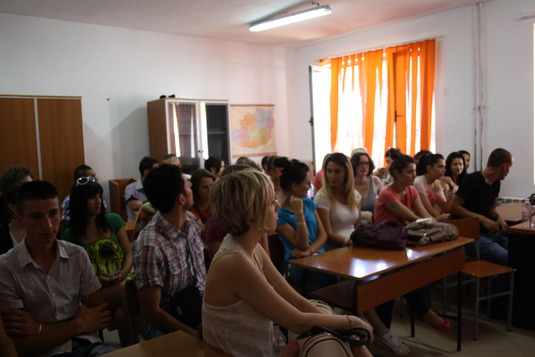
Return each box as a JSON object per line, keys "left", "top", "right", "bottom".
{"left": 133, "top": 164, "right": 206, "bottom": 338}
{"left": 0, "top": 181, "right": 113, "bottom": 357}
{"left": 449, "top": 148, "right": 513, "bottom": 266}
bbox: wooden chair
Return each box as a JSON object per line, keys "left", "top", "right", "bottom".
{"left": 125, "top": 279, "right": 142, "bottom": 343}
{"left": 267, "top": 233, "right": 285, "bottom": 274}
{"left": 444, "top": 217, "right": 516, "bottom": 340}
{"left": 109, "top": 178, "right": 136, "bottom": 221}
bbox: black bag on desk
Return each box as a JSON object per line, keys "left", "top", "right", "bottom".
{"left": 405, "top": 220, "right": 458, "bottom": 246}
{"left": 350, "top": 221, "right": 407, "bottom": 250}
{"left": 166, "top": 285, "right": 203, "bottom": 329}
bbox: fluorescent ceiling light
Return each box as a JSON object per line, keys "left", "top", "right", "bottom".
{"left": 249, "top": 4, "right": 332, "bottom": 32}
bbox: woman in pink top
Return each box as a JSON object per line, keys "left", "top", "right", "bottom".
{"left": 373, "top": 154, "right": 451, "bottom": 343}
{"left": 374, "top": 155, "right": 432, "bottom": 225}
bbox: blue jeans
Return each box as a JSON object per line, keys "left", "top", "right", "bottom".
{"left": 466, "top": 232, "right": 508, "bottom": 266}
{"left": 53, "top": 343, "right": 114, "bottom": 357}
{"left": 146, "top": 324, "right": 167, "bottom": 339}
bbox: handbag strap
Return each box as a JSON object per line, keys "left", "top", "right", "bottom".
{"left": 297, "top": 325, "right": 370, "bottom": 347}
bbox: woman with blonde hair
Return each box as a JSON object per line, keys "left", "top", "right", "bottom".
{"left": 314, "top": 153, "right": 361, "bottom": 250}
{"left": 202, "top": 169, "right": 373, "bottom": 357}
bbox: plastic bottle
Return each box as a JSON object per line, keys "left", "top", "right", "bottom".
{"left": 522, "top": 197, "right": 532, "bottom": 228}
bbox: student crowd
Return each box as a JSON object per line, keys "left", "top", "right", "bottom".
{"left": 0, "top": 146, "right": 513, "bottom": 357}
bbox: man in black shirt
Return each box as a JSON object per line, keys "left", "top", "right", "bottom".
{"left": 449, "top": 148, "right": 513, "bottom": 266}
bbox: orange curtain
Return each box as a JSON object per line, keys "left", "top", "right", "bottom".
{"left": 322, "top": 39, "right": 436, "bottom": 156}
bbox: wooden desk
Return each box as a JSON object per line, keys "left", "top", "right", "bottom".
{"left": 291, "top": 237, "right": 472, "bottom": 351}
{"left": 506, "top": 222, "right": 535, "bottom": 330}
{"left": 496, "top": 201, "right": 522, "bottom": 225}
{"left": 102, "top": 331, "right": 230, "bottom": 357}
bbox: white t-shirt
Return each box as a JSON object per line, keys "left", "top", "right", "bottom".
{"left": 314, "top": 189, "right": 361, "bottom": 245}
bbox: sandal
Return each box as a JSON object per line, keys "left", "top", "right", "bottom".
{"left": 434, "top": 319, "right": 452, "bottom": 331}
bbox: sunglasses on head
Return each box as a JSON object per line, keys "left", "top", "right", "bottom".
{"left": 76, "top": 176, "right": 96, "bottom": 187}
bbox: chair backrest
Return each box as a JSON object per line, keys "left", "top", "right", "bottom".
{"left": 446, "top": 217, "right": 480, "bottom": 260}
{"left": 267, "top": 233, "right": 285, "bottom": 274}
{"left": 445, "top": 217, "right": 480, "bottom": 240}
{"left": 109, "top": 178, "right": 136, "bottom": 221}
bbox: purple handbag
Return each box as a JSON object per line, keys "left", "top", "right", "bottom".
{"left": 350, "top": 221, "right": 408, "bottom": 250}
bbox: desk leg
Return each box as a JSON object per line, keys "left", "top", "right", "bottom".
{"left": 457, "top": 271, "right": 462, "bottom": 351}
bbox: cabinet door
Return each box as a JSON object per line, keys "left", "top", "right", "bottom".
{"left": 204, "top": 102, "right": 230, "bottom": 164}
{"left": 37, "top": 98, "right": 84, "bottom": 200}
{"left": 0, "top": 98, "right": 39, "bottom": 176}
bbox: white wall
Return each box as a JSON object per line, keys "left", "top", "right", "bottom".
{"left": 1, "top": 0, "right": 534, "bottom": 199}
{"left": 0, "top": 12, "right": 293, "bottom": 190}
{"left": 290, "top": 0, "right": 534, "bottom": 198}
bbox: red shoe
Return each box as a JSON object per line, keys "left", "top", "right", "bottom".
{"left": 434, "top": 319, "right": 451, "bottom": 331}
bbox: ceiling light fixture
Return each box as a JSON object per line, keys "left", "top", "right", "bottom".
{"left": 249, "top": 3, "right": 332, "bottom": 32}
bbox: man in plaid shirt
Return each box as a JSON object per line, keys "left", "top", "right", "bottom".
{"left": 133, "top": 164, "right": 206, "bottom": 339}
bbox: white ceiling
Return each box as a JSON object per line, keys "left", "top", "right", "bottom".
{"left": 0, "top": 0, "right": 487, "bottom": 47}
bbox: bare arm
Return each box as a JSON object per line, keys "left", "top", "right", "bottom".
{"left": 211, "top": 247, "right": 373, "bottom": 337}
{"left": 372, "top": 176, "right": 384, "bottom": 195}
{"left": 449, "top": 194, "right": 501, "bottom": 232}
{"left": 4, "top": 291, "right": 111, "bottom": 357}
{"left": 137, "top": 285, "right": 198, "bottom": 337}
{"left": 0, "top": 319, "right": 17, "bottom": 357}
{"left": 383, "top": 200, "right": 422, "bottom": 223}
{"left": 127, "top": 200, "right": 142, "bottom": 221}
{"left": 117, "top": 226, "right": 133, "bottom": 280}
{"left": 276, "top": 197, "right": 309, "bottom": 251}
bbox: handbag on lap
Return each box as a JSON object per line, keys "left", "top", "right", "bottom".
{"left": 289, "top": 300, "right": 369, "bottom": 357}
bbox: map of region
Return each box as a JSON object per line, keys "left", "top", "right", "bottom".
{"left": 230, "top": 105, "right": 276, "bottom": 157}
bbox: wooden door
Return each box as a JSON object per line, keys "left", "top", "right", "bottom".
{"left": 37, "top": 98, "right": 84, "bottom": 200}
{"left": 0, "top": 97, "right": 40, "bottom": 179}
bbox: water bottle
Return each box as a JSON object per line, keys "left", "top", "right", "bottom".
{"left": 522, "top": 197, "right": 532, "bottom": 228}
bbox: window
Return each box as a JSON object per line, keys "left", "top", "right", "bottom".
{"left": 311, "top": 39, "right": 436, "bottom": 169}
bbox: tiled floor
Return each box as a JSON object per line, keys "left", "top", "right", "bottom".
{"left": 102, "top": 295, "right": 535, "bottom": 356}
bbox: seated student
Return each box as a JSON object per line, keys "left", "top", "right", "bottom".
{"left": 0, "top": 319, "right": 17, "bottom": 357}
{"left": 444, "top": 151, "right": 467, "bottom": 193}
{"left": 236, "top": 156, "right": 261, "bottom": 170}
{"left": 124, "top": 156, "right": 159, "bottom": 221}
{"left": 267, "top": 155, "right": 290, "bottom": 201}
{"left": 373, "top": 155, "right": 451, "bottom": 346}
{"left": 189, "top": 169, "right": 216, "bottom": 236}
{"left": 314, "top": 153, "right": 361, "bottom": 250}
{"left": 276, "top": 160, "right": 336, "bottom": 290}
{"left": 373, "top": 147, "right": 402, "bottom": 185}
{"left": 458, "top": 149, "right": 471, "bottom": 172}
{"left": 62, "top": 178, "right": 144, "bottom": 346}
{"left": 0, "top": 165, "right": 33, "bottom": 227}
{"left": 204, "top": 156, "right": 225, "bottom": 179}
{"left": 162, "top": 153, "right": 191, "bottom": 179}
{"left": 351, "top": 151, "right": 383, "bottom": 223}
{"left": 133, "top": 164, "right": 206, "bottom": 338}
{"left": 202, "top": 169, "right": 374, "bottom": 357}
{"left": 0, "top": 181, "right": 113, "bottom": 357}
{"left": 60, "top": 164, "right": 106, "bottom": 230}
{"left": 205, "top": 164, "right": 270, "bottom": 262}
{"left": 260, "top": 154, "right": 274, "bottom": 173}
{"left": 0, "top": 184, "right": 26, "bottom": 255}
{"left": 449, "top": 148, "right": 512, "bottom": 266}
{"left": 413, "top": 153, "right": 451, "bottom": 221}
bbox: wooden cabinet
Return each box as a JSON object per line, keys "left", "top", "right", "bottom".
{"left": 0, "top": 95, "right": 84, "bottom": 199}
{"left": 147, "top": 98, "right": 230, "bottom": 172}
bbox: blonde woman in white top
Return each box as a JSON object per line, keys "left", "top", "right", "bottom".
{"left": 203, "top": 169, "right": 373, "bottom": 357}
{"left": 314, "top": 153, "right": 362, "bottom": 250}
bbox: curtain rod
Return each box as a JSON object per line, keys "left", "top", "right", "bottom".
{"left": 317, "top": 36, "right": 440, "bottom": 62}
